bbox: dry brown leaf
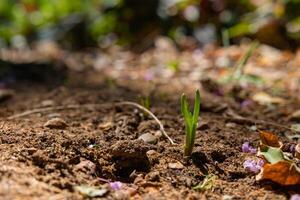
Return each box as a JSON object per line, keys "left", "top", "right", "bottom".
{"left": 257, "top": 161, "right": 300, "bottom": 186}
{"left": 259, "top": 130, "right": 281, "bottom": 148}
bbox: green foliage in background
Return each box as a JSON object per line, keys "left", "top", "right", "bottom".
{"left": 0, "top": 0, "right": 300, "bottom": 48}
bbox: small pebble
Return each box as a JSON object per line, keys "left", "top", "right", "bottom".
{"left": 48, "top": 113, "right": 61, "bottom": 118}
{"left": 44, "top": 118, "right": 67, "bottom": 129}
{"left": 145, "top": 171, "right": 160, "bottom": 182}
{"left": 138, "top": 133, "right": 158, "bottom": 144}
{"left": 198, "top": 123, "right": 209, "bottom": 130}
{"left": 154, "top": 130, "right": 162, "bottom": 138}
{"left": 222, "top": 195, "right": 234, "bottom": 200}
{"left": 41, "top": 100, "right": 55, "bottom": 107}
{"left": 226, "top": 123, "right": 236, "bottom": 128}
{"left": 146, "top": 150, "right": 157, "bottom": 156}
{"left": 168, "top": 162, "right": 184, "bottom": 169}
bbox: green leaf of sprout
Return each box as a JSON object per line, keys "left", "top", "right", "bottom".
{"left": 181, "top": 90, "right": 201, "bottom": 156}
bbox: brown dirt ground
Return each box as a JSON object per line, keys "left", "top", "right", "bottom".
{"left": 1, "top": 52, "right": 300, "bottom": 200}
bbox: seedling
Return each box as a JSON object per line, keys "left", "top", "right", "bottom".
{"left": 181, "top": 90, "right": 200, "bottom": 157}
{"left": 222, "top": 29, "right": 230, "bottom": 47}
{"left": 231, "top": 41, "right": 259, "bottom": 81}
{"left": 140, "top": 95, "right": 151, "bottom": 111}
{"left": 140, "top": 95, "right": 151, "bottom": 117}
{"left": 221, "top": 41, "right": 260, "bottom": 84}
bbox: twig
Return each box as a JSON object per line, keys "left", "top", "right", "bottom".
{"left": 7, "top": 102, "right": 175, "bottom": 145}
{"left": 118, "top": 102, "right": 175, "bottom": 144}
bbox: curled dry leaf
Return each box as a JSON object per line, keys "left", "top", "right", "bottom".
{"left": 256, "top": 161, "right": 300, "bottom": 186}
{"left": 259, "top": 130, "right": 281, "bottom": 148}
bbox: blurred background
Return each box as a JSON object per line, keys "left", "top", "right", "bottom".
{"left": 1, "top": 0, "right": 300, "bottom": 51}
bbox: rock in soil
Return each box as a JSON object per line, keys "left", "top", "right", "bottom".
{"left": 44, "top": 118, "right": 67, "bottom": 129}
{"left": 168, "top": 162, "right": 184, "bottom": 169}
{"left": 145, "top": 171, "right": 160, "bottom": 182}
{"left": 111, "top": 140, "right": 154, "bottom": 179}
{"left": 138, "top": 133, "right": 158, "bottom": 144}
{"left": 40, "top": 99, "right": 55, "bottom": 107}
{"left": 111, "top": 140, "right": 153, "bottom": 159}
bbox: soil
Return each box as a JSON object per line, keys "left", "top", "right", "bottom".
{"left": 1, "top": 44, "right": 300, "bottom": 200}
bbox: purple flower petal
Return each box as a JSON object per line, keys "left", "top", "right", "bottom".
{"left": 109, "top": 181, "right": 122, "bottom": 190}
{"left": 243, "top": 158, "right": 264, "bottom": 173}
{"left": 290, "top": 144, "right": 296, "bottom": 154}
{"left": 240, "top": 100, "right": 252, "bottom": 108}
{"left": 144, "top": 70, "right": 154, "bottom": 81}
{"left": 291, "top": 194, "right": 300, "bottom": 200}
{"left": 242, "top": 142, "right": 257, "bottom": 154}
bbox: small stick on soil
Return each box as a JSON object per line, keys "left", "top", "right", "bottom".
{"left": 117, "top": 102, "right": 175, "bottom": 145}
{"left": 7, "top": 102, "right": 175, "bottom": 145}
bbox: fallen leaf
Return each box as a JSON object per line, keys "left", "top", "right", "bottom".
{"left": 256, "top": 161, "right": 300, "bottom": 186}
{"left": 259, "top": 130, "right": 281, "bottom": 147}
{"left": 74, "top": 185, "right": 108, "bottom": 197}
{"left": 252, "top": 92, "right": 285, "bottom": 105}
{"left": 259, "top": 146, "right": 285, "bottom": 164}
{"left": 193, "top": 174, "right": 217, "bottom": 191}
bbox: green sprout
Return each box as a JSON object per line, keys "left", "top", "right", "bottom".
{"left": 221, "top": 29, "right": 230, "bottom": 47}
{"left": 181, "top": 89, "right": 201, "bottom": 157}
{"left": 231, "top": 41, "right": 259, "bottom": 81}
{"left": 140, "top": 95, "right": 151, "bottom": 117}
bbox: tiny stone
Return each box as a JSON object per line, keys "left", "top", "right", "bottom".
{"left": 154, "top": 130, "right": 162, "bottom": 138}
{"left": 185, "top": 178, "right": 192, "bottom": 187}
{"left": 145, "top": 171, "right": 160, "bottom": 182}
{"left": 44, "top": 118, "right": 67, "bottom": 129}
{"left": 41, "top": 100, "right": 55, "bottom": 107}
{"left": 222, "top": 195, "right": 234, "bottom": 200}
{"left": 48, "top": 113, "right": 61, "bottom": 118}
{"left": 138, "top": 133, "right": 158, "bottom": 144}
{"left": 168, "top": 162, "right": 184, "bottom": 169}
{"left": 249, "top": 125, "right": 257, "bottom": 131}
{"left": 226, "top": 123, "right": 236, "bottom": 128}
{"left": 198, "top": 123, "right": 209, "bottom": 130}
{"left": 146, "top": 150, "right": 157, "bottom": 156}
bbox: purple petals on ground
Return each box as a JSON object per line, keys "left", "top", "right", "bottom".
{"left": 144, "top": 70, "right": 154, "bottom": 81}
{"left": 291, "top": 194, "right": 300, "bottom": 200}
{"left": 240, "top": 100, "right": 252, "bottom": 108}
{"left": 242, "top": 142, "right": 257, "bottom": 154}
{"left": 109, "top": 181, "right": 122, "bottom": 190}
{"left": 243, "top": 158, "right": 264, "bottom": 173}
{"left": 290, "top": 144, "right": 296, "bottom": 154}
